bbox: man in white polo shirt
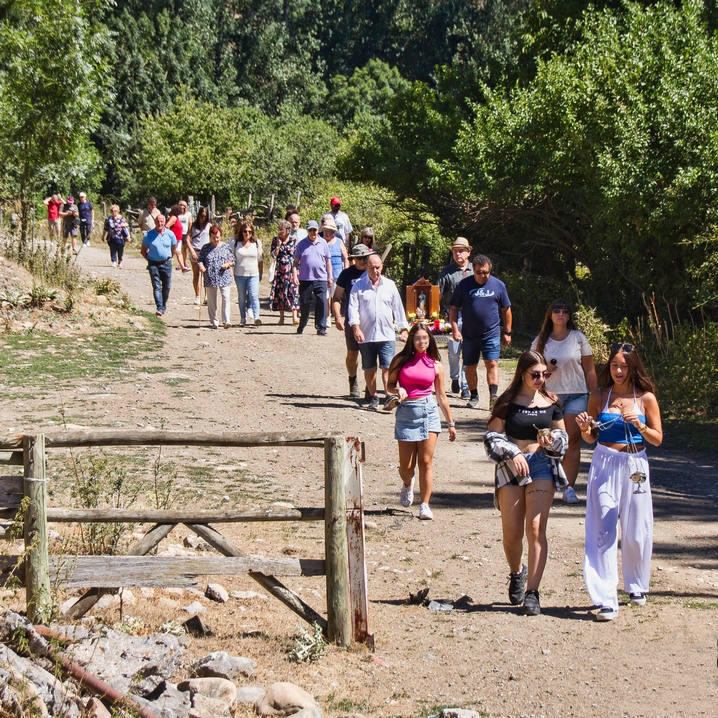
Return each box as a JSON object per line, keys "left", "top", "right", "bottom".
{"left": 348, "top": 253, "right": 408, "bottom": 410}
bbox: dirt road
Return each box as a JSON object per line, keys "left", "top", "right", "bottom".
{"left": 5, "top": 244, "right": 717, "bottom": 717}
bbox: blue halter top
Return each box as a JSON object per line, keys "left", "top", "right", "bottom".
{"left": 596, "top": 388, "right": 646, "bottom": 445}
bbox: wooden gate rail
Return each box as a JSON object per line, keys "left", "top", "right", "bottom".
{"left": 0, "top": 431, "right": 371, "bottom": 647}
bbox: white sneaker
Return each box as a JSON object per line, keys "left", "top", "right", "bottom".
{"left": 193, "top": 296, "right": 201, "bottom": 305}
{"left": 596, "top": 606, "right": 618, "bottom": 621}
{"left": 419, "top": 503, "right": 433, "bottom": 520}
{"left": 629, "top": 592, "right": 646, "bottom": 606}
{"left": 399, "top": 479, "right": 414, "bottom": 507}
{"left": 563, "top": 486, "right": 580, "bottom": 504}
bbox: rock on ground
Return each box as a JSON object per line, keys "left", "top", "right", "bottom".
{"left": 66, "top": 628, "right": 185, "bottom": 697}
{"left": 440, "top": 710, "right": 483, "bottom": 718}
{"left": 255, "top": 682, "right": 319, "bottom": 716}
{"left": 204, "top": 583, "right": 229, "bottom": 603}
{"left": 191, "top": 650, "right": 256, "bottom": 679}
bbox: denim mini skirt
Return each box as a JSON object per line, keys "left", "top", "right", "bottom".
{"left": 394, "top": 396, "right": 442, "bottom": 441}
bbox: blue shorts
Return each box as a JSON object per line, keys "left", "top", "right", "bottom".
{"left": 394, "top": 396, "right": 441, "bottom": 442}
{"left": 462, "top": 333, "right": 500, "bottom": 365}
{"left": 557, "top": 392, "right": 588, "bottom": 415}
{"left": 359, "top": 340, "right": 395, "bottom": 370}
{"left": 524, "top": 449, "right": 553, "bottom": 480}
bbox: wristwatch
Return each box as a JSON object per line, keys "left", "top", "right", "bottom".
{"left": 503, "top": 330, "right": 512, "bottom": 335}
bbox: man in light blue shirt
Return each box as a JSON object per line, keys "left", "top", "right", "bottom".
{"left": 348, "top": 253, "right": 408, "bottom": 409}
{"left": 141, "top": 213, "right": 177, "bottom": 316}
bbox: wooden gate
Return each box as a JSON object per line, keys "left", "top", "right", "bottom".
{"left": 0, "top": 430, "right": 372, "bottom": 647}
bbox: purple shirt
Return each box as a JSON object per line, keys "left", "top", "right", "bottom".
{"left": 294, "top": 237, "right": 331, "bottom": 281}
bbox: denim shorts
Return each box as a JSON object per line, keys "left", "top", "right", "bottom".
{"left": 557, "top": 392, "right": 588, "bottom": 415}
{"left": 394, "top": 396, "right": 441, "bottom": 442}
{"left": 359, "top": 340, "right": 395, "bottom": 370}
{"left": 462, "top": 333, "right": 500, "bottom": 365}
{"left": 524, "top": 449, "right": 553, "bottom": 480}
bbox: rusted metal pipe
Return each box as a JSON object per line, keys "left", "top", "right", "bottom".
{"left": 31, "top": 625, "right": 160, "bottom": 718}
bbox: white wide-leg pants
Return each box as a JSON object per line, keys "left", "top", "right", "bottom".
{"left": 206, "top": 285, "right": 231, "bottom": 327}
{"left": 583, "top": 443, "right": 653, "bottom": 612}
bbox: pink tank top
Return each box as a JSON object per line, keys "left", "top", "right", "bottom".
{"left": 398, "top": 353, "right": 436, "bottom": 399}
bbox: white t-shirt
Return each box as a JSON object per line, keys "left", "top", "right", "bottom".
{"left": 531, "top": 330, "right": 592, "bottom": 394}
{"left": 189, "top": 223, "right": 210, "bottom": 251}
{"left": 232, "top": 239, "right": 263, "bottom": 277}
{"left": 178, "top": 211, "right": 191, "bottom": 236}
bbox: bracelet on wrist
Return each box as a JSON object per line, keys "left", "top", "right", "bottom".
{"left": 638, "top": 422, "right": 647, "bottom": 434}
{"left": 448, "top": 422, "right": 455, "bottom": 427}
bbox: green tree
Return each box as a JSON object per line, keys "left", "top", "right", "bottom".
{"left": 0, "top": 0, "right": 111, "bottom": 241}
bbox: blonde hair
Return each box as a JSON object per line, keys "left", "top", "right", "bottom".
{"left": 110, "top": 204, "right": 120, "bottom": 212}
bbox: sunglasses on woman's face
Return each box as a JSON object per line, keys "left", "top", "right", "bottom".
{"left": 552, "top": 307, "right": 569, "bottom": 314}
{"left": 529, "top": 371, "right": 551, "bottom": 380}
{"left": 611, "top": 343, "right": 634, "bottom": 353}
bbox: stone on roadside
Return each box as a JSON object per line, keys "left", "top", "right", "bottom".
{"left": 184, "top": 535, "right": 211, "bottom": 550}
{"left": 84, "top": 697, "right": 111, "bottom": 718}
{"left": 236, "top": 685, "right": 266, "bottom": 704}
{"left": 95, "top": 593, "right": 120, "bottom": 610}
{"left": 119, "top": 588, "right": 136, "bottom": 606}
{"left": 289, "top": 707, "right": 323, "bottom": 718}
{"left": 255, "top": 682, "right": 318, "bottom": 716}
{"left": 191, "top": 650, "right": 256, "bottom": 680}
{"left": 178, "top": 677, "right": 237, "bottom": 716}
{"left": 440, "top": 709, "right": 483, "bottom": 718}
{"left": 183, "top": 600, "right": 206, "bottom": 614}
{"left": 205, "top": 583, "right": 229, "bottom": 603}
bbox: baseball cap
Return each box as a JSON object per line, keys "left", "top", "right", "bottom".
{"left": 306, "top": 220, "right": 319, "bottom": 231}
{"left": 360, "top": 227, "right": 374, "bottom": 238}
{"left": 330, "top": 196, "right": 341, "bottom": 206}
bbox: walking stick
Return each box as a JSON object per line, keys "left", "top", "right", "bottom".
{"left": 198, "top": 280, "right": 203, "bottom": 330}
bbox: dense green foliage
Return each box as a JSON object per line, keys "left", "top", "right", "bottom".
{"left": 342, "top": 0, "right": 718, "bottom": 325}
{"left": 134, "top": 98, "right": 339, "bottom": 207}
{"left": 2, "top": 0, "right": 718, "bottom": 419}
{"left": 0, "top": 0, "right": 111, "bottom": 221}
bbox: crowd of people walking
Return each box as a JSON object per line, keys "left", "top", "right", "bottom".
{"left": 42, "top": 190, "right": 663, "bottom": 622}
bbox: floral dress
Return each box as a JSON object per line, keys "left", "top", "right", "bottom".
{"left": 269, "top": 235, "right": 299, "bottom": 311}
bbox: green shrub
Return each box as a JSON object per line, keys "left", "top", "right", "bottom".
{"left": 652, "top": 321, "right": 718, "bottom": 417}
{"left": 574, "top": 304, "right": 611, "bottom": 366}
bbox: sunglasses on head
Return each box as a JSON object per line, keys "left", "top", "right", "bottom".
{"left": 529, "top": 371, "right": 550, "bottom": 380}
{"left": 611, "top": 343, "right": 634, "bottom": 353}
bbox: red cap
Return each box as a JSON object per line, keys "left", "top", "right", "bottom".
{"left": 330, "top": 196, "right": 341, "bottom": 206}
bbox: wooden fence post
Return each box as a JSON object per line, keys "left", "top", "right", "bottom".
{"left": 324, "top": 436, "right": 351, "bottom": 646}
{"left": 23, "top": 434, "right": 51, "bottom": 624}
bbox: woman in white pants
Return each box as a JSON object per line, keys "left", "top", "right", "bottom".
{"left": 576, "top": 343, "right": 662, "bottom": 621}
{"left": 198, "top": 225, "right": 233, "bottom": 328}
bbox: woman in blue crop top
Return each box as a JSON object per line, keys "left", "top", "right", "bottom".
{"left": 487, "top": 350, "right": 565, "bottom": 616}
{"left": 576, "top": 344, "right": 662, "bottom": 622}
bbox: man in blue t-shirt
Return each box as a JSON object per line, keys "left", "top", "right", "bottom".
{"left": 449, "top": 254, "right": 512, "bottom": 409}
{"left": 77, "top": 192, "right": 94, "bottom": 246}
{"left": 141, "top": 213, "right": 177, "bottom": 317}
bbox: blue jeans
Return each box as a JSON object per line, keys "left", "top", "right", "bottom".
{"left": 147, "top": 259, "right": 172, "bottom": 313}
{"left": 235, "top": 275, "right": 260, "bottom": 323}
{"left": 298, "top": 280, "right": 328, "bottom": 332}
{"left": 447, "top": 314, "right": 467, "bottom": 392}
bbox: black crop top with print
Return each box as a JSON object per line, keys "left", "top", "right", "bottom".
{"left": 501, "top": 402, "right": 563, "bottom": 441}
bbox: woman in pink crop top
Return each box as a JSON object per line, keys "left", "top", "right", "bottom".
{"left": 386, "top": 324, "right": 455, "bottom": 520}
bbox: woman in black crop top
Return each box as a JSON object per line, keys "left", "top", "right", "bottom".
{"left": 487, "top": 350, "right": 565, "bottom": 616}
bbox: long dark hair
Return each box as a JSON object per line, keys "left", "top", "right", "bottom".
{"left": 535, "top": 298, "right": 576, "bottom": 354}
{"left": 388, "top": 324, "right": 441, "bottom": 378}
{"left": 490, "top": 350, "right": 558, "bottom": 420}
{"left": 194, "top": 206, "right": 209, "bottom": 229}
{"left": 598, "top": 344, "right": 656, "bottom": 394}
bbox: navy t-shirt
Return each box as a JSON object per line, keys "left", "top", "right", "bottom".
{"left": 449, "top": 275, "right": 510, "bottom": 341}
{"left": 77, "top": 200, "right": 93, "bottom": 222}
